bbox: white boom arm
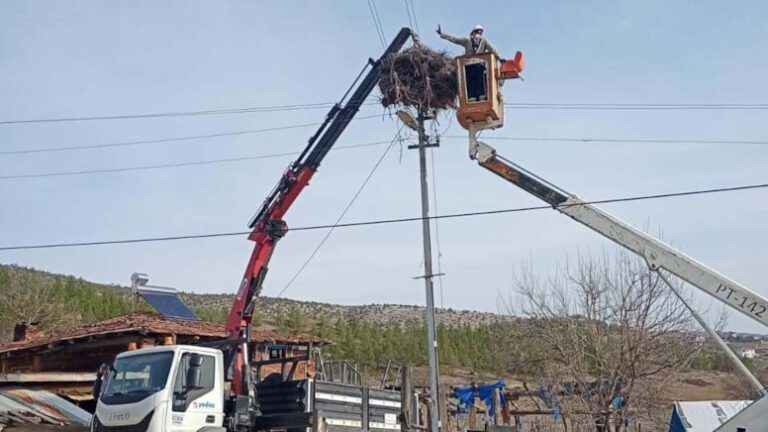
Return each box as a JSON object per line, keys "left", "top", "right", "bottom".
{"left": 473, "top": 141, "right": 768, "bottom": 328}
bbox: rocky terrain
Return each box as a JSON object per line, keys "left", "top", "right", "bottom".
{"left": 181, "top": 293, "right": 516, "bottom": 327}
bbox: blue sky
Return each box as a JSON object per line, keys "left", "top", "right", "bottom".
{"left": 1, "top": 1, "right": 767, "bottom": 331}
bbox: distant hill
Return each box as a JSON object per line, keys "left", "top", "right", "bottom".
{"left": 181, "top": 293, "right": 515, "bottom": 327}
{"left": 0, "top": 263, "right": 512, "bottom": 328}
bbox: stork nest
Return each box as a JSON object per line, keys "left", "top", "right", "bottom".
{"left": 378, "top": 45, "right": 458, "bottom": 110}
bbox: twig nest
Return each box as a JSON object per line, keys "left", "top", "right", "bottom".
{"left": 378, "top": 45, "right": 458, "bottom": 110}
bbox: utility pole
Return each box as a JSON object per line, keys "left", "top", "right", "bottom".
{"left": 409, "top": 107, "right": 441, "bottom": 432}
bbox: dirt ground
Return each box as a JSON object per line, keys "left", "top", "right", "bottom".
{"left": 402, "top": 366, "right": 745, "bottom": 401}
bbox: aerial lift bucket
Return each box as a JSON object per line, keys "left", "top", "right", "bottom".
{"left": 456, "top": 50, "right": 525, "bottom": 158}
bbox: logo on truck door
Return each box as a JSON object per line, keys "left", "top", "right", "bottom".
{"left": 193, "top": 401, "right": 216, "bottom": 410}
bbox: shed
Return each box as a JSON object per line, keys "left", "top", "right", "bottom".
{"left": 669, "top": 400, "right": 750, "bottom": 432}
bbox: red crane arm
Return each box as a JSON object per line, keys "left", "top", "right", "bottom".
{"left": 224, "top": 28, "right": 413, "bottom": 396}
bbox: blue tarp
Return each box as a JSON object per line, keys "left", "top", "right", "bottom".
{"left": 453, "top": 381, "right": 506, "bottom": 416}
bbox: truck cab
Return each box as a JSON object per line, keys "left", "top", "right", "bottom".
{"left": 93, "top": 345, "right": 225, "bottom": 432}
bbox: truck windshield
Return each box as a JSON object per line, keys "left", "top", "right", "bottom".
{"left": 101, "top": 351, "right": 174, "bottom": 405}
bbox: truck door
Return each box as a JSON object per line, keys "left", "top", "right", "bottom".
{"left": 168, "top": 352, "right": 224, "bottom": 431}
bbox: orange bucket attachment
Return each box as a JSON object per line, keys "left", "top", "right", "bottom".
{"left": 500, "top": 51, "right": 525, "bottom": 80}
{"left": 456, "top": 52, "right": 503, "bottom": 131}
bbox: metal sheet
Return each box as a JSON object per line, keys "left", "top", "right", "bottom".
{"left": 0, "top": 389, "right": 92, "bottom": 426}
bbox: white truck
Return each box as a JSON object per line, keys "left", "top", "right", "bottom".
{"left": 93, "top": 346, "right": 226, "bottom": 432}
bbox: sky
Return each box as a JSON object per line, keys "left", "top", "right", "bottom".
{"left": 1, "top": 1, "right": 767, "bottom": 332}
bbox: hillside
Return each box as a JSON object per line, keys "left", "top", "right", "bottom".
{"left": 181, "top": 293, "right": 515, "bottom": 327}
{"left": 0, "top": 264, "right": 512, "bottom": 328}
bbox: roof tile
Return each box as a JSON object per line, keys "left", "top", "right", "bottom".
{"left": 0, "top": 312, "right": 324, "bottom": 354}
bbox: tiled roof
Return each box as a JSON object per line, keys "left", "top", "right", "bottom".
{"left": 0, "top": 312, "right": 324, "bottom": 354}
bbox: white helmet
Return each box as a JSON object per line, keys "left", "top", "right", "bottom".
{"left": 472, "top": 25, "right": 484, "bottom": 33}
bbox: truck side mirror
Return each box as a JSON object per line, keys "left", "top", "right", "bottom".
{"left": 187, "top": 354, "right": 203, "bottom": 389}
{"left": 92, "top": 363, "right": 110, "bottom": 398}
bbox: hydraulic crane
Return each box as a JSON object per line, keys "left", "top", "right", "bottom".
{"left": 225, "top": 27, "right": 413, "bottom": 399}
{"left": 92, "top": 28, "right": 414, "bottom": 432}
{"left": 455, "top": 49, "right": 768, "bottom": 431}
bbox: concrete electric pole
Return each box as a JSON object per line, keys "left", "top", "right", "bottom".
{"left": 408, "top": 107, "right": 442, "bottom": 432}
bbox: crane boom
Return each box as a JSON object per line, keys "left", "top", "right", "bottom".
{"left": 225, "top": 28, "right": 413, "bottom": 396}
{"left": 472, "top": 141, "right": 768, "bottom": 327}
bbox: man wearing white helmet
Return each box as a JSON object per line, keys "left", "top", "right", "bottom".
{"left": 437, "top": 24, "right": 500, "bottom": 58}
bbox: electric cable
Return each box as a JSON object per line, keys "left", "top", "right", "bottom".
{"left": 0, "top": 139, "right": 393, "bottom": 181}
{"left": 365, "top": 0, "right": 387, "bottom": 49}
{"left": 444, "top": 135, "right": 768, "bottom": 146}
{"left": 3, "top": 102, "right": 765, "bottom": 125}
{"left": 275, "top": 125, "right": 404, "bottom": 298}
{"left": 0, "top": 113, "right": 384, "bottom": 156}
{"left": 1, "top": 181, "right": 766, "bottom": 251}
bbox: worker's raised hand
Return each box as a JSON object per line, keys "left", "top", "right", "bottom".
{"left": 436, "top": 24, "right": 442, "bottom": 36}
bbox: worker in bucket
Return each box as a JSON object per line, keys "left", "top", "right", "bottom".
{"left": 437, "top": 24, "right": 501, "bottom": 58}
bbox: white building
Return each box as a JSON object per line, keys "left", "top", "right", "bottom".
{"left": 738, "top": 348, "right": 756, "bottom": 359}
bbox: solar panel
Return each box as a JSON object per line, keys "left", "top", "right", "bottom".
{"left": 138, "top": 285, "right": 198, "bottom": 320}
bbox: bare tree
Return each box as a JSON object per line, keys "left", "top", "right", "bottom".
{"left": 501, "top": 253, "right": 704, "bottom": 431}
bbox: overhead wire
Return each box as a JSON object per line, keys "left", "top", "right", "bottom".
{"left": 2, "top": 102, "right": 766, "bottom": 125}
{"left": 6, "top": 130, "right": 767, "bottom": 158}
{"left": 370, "top": 0, "right": 387, "bottom": 43}
{"left": 407, "top": 0, "right": 420, "bottom": 34}
{"left": 0, "top": 101, "right": 377, "bottom": 125}
{"left": 0, "top": 138, "right": 393, "bottom": 181}
{"left": 504, "top": 103, "right": 768, "bottom": 110}
{"left": 275, "top": 125, "right": 405, "bottom": 298}
{"left": 443, "top": 135, "right": 768, "bottom": 146}
{"left": 1, "top": 181, "right": 766, "bottom": 251}
{"left": 4, "top": 131, "right": 766, "bottom": 179}
{"left": 0, "top": 113, "right": 385, "bottom": 156}
{"left": 365, "top": 0, "right": 387, "bottom": 49}
{"left": 403, "top": 0, "right": 414, "bottom": 30}
{"left": 429, "top": 144, "right": 445, "bottom": 308}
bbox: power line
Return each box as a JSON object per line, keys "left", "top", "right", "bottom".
{"left": 403, "top": 0, "right": 414, "bottom": 30}
{"left": 0, "top": 113, "right": 384, "bottom": 156}
{"left": 370, "top": 0, "right": 387, "bottom": 44}
{"left": 0, "top": 139, "right": 393, "bottom": 180}
{"left": 1, "top": 181, "right": 765, "bottom": 251}
{"left": 276, "top": 126, "right": 404, "bottom": 298}
{"left": 6, "top": 126, "right": 764, "bottom": 159}
{"left": 365, "top": 0, "right": 387, "bottom": 49}
{"left": 444, "top": 135, "right": 768, "bottom": 146}
{"left": 2, "top": 102, "right": 765, "bottom": 125}
{"left": 504, "top": 103, "right": 768, "bottom": 110}
{"left": 4, "top": 132, "right": 767, "bottom": 180}
{"left": 0, "top": 101, "right": 378, "bottom": 125}
{"left": 407, "top": 0, "right": 420, "bottom": 34}
{"left": 429, "top": 146, "right": 445, "bottom": 308}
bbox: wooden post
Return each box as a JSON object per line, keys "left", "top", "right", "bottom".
{"left": 493, "top": 388, "right": 502, "bottom": 426}
{"left": 425, "top": 396, "right": 433, "bottom": 432}
{"left": 501, "top": 397, "right": 510, "bottom": 426}
{"left": 469, "top": 404, "right": 477, "bottom": 430}
{"left": 439, "top": 387, "right": 449, "bottom": 432}
{"left": 401, "top": 366, "right": 412, "bottom": 432}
